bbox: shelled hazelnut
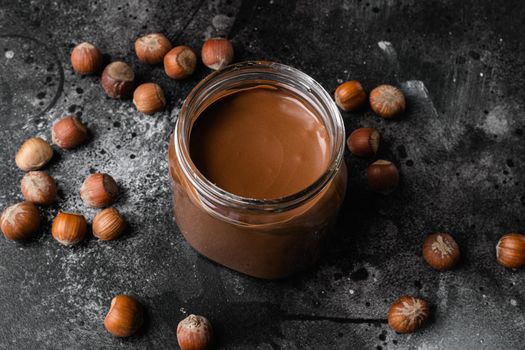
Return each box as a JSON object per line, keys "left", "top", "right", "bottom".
{"left": 164, "top": 46, "right": 197, "bottom": 79}
{"left": 347, "top": 128, "right": 380, "bottom": 157}
{"left": 20, "top": 171, "right": 57, "bottom": 205}
{"left": 177, "top": 314, "right": 213, "bottom": 350}
{"left": 104, "top": 294, "right": 144, "bottom": 337}
{"left": 334, "top": 80, "right": 367, "bottom": 111}
{"left": 367, "top": 160, "right": 400, "bottom": 194}
{"left": 51, "top": 115, "right": 89, "bottom": 149}
{"left": 80, "top": 173, "right": 119, "bottom": 208}
{"left": 70, "top": 42, "right": 103, "bottom": 75}
{"left": 0, "top": 202, "right": 40, "bottom": 241}
{"left": 92, "top": 208, "right": 126, "bottom": 241}
{"left": 388, "top": 295, "right": 429, "bottom": 333}
{"left": 201, "top": 38, "right": 234, "bottom": 70}
{"left": 133, "top": 83, "right": 166, "bottom": 114}
{"left": 422, "top": 233, "right": 460, "bottom": 270}
{"left": 496, "top": 233, "right": 525, "bottom": 269}
{"left": 369, "top": 84, "right": 406, "bottom": 118}
{"left": 135, "top": 33, "right": 172, "bottom": 65}
{"left": 101, "top": 61, "right": 135, "bottom": 99}
{"left": 15, "top": 137, "right": 53, "bottom": 171}
{"left": 51, "top": 211, "right": 87, "bottom": 246}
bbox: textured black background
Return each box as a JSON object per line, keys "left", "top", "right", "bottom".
{"left": 0, "top": 0, "right": 524, "bottom": 349}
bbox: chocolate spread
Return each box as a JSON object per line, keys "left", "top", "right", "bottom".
{"left": 169, "top": 84, "right": 347, "bottom": 279}
{"left": 189, "top": 86, "right": 331, "bottom": 199}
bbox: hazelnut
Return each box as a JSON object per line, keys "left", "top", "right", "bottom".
{"left": 15, "top": 137, "right": 53, "bottom": 171}
{"left": 164, "top": 46, "right": 197, "bottom": 79}
{"left": 80, "top": 173, "right": 119, "bottom": 208}
{"left": 101, "top": 61, "right": 135, "bottom": 99}
{"left": 367, "top": 160, "right": 400, "bottom": 194}
{"left": 104, "top": 294, "right": 144, "bottom": 337}
{"left": 201, "top": 38, "right": 234, "bottom": 70}
{"left": 422, "top": 233, "right": 460, "bottom": 270}
{"left": 51, "top": 115, "right": 89, "bottom": 150}
{"left": 20, "top": 171, "right": 57, "bottom": 205}
{"left": 135, "top": 33, "right": 172, "bottom": 65}
{"left": 388, "top": 295, "right": 429, "bottom": 333}
{"left": 93, "top": 208, "right": 126, "bottom": 241}
{"left": 347, "top": 128, "right": 380, "bottom": 157}
{"left": 334, "top": 80, "right": 367, "bottom": 111}
{"left": 496, "top": 233, "right": 525, "bottom": 269}
{"left": 70, "top": 42, "right": 103, "bottom": 75}
{"left": 133, "top": 83, "right": 166, "bottom": 115}
{"left": 51, "top": 211, "right": 87, "bottom": 246}
{"left": 369, "top": 84, "right": 406, "bottom": 118}
{"left": 177, "top": 314, "right": 213, "bottom": 350}
{"left": 0, "top": 202, "right": 40, "bottom": 241}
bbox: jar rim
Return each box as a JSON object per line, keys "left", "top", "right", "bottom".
{"left": 174, "top": 61, "right": 345, "bottom": 213}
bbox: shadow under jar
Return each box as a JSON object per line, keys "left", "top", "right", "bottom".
{"left": 168, "top": 61, "right": 347, "bottom": 279}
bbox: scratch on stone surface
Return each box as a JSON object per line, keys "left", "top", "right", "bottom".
{"left": 401, "top": 80, "right": 456, "bottom": 151}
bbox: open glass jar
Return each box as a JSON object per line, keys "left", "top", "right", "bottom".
{"left": 168, "top": 62, "right": 347, "bottom": 279}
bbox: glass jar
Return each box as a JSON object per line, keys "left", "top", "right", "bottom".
{"left": 168, "top": 61, "right": 347, "bottom": 279}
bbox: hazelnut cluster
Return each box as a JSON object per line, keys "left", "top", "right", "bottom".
{"left": 336, "top": 78, "right": 521, "bottom": 336}
{"left": 335, "top": 80, "right": 405, "bottom": 195}
{"left": 3, "top": 118, "right": 125, "bottom": 245}
{"left": 70, "top": 36, "right": 234, "bottom": 117}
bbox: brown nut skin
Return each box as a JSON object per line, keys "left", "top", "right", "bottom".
{"left": 51, "top": 116, "right": 89, "bottom": 150}
{"left": 80, "top": 173, "right": 118, "bottom": 208}
{"left": 0, "top": 202, "right": 40, "bottom": 241}
{"left": 135, "top": 33, "right": 172, "bottom": 65}
{"left": 388, "top": 295, "right": 429, "bottom": 333}
{"left": 101, "top": 61, "right": 135, "bottom": 99}
{"left": 70, "top": 42, "right": 103, "bottom": 75}
{"left": 93, "top": 208, "right": 126, "bottom": 241}
{"left": 422, "top": 233, "right": 460, "bottom": 270}
{"left": 51, "top": 211, "right": 87, "bottom": 246}
{"left": 177, "top": 314, "right": 213, "bottom": 350}
{"left": 369, "top": 84, "right": 406, "bottom": 118}
{"left": 15, "top": 137, "right": 53, "bottom": 171}
{"left": 367, "top": 160, "right": 400, "bottom": 194}
{"left": 104, "top": 294, "right": 144, "bottom": 337}
{"left": 496, "top": 233, "right": 525, "bottom": 268}
{"left": 347, "top": 128, "right": 380, "bottom": 157}
{"left": 80, "top": 173, "right": 119, "bottom": 208}
{"left": 21, "top": 171, "right": 57, "bottom": 205}
{"left": 335, "top": 80, "right": 367, "bottom": 111}
{"left": 164, "top": 46, "right": 197, "bottom": 79}
{"left": 133, "top": 83, "right": 166, "bottom": 114}
{"left": 201, "top": 38, "right": 234, "bottom": 70}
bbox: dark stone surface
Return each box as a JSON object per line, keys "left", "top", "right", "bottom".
{"left": 0, "top": 0, "right": 524, "bottom": 349}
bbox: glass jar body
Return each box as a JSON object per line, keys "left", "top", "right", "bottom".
{"left": 169, "top": 62, "right": 347, "bottom": 279}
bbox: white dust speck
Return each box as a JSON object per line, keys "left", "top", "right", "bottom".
{"left": 480, "top": 72, "right": 484, "bottom": 77}
{"left": 377, "top": 41, "right": 396, "bottom": 58}
{"left": 510, "top": 299, "right": 517, "bottom": 306}
{"left": 212, "top": 14, "right": 233, "bottom": 31}
{"left": 5, "top": 50, "right": 14, "bottom": 59}
{"left": 349, "top": 289, "right": 355, "bottom": 295}
{"left": 481, "top": 105, "right": 509, "bottom": 136}
{"left": 336, "top": 78, "right": 343, "bottom": 84}
{"left": 180, "top": 307, "right": 187, "bottom": 314}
